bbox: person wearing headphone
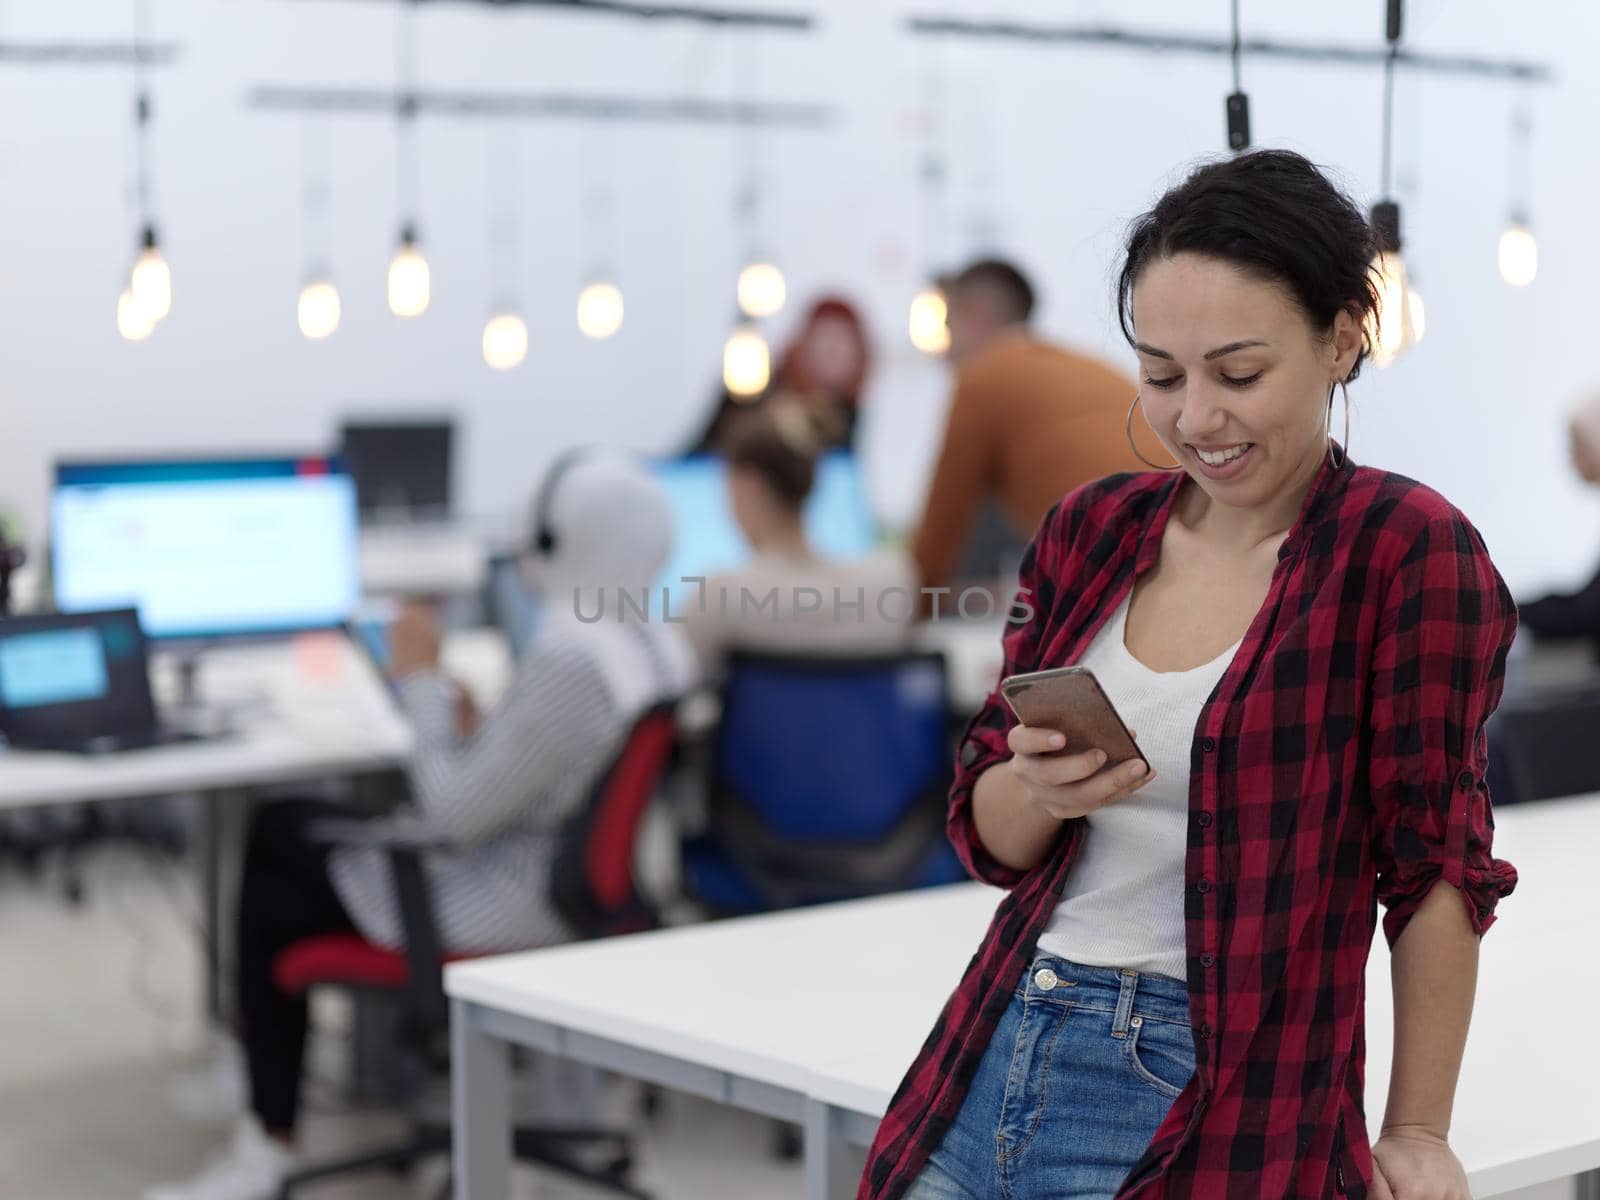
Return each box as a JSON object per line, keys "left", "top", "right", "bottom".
{"left": 148, "top": 450, "right": 698, "bottom": 1200}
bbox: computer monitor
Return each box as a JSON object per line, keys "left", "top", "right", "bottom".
{"left": 651, "top": 451, "right": 877, "bottom": 613}
{"left": 339, "top": 420, "right": 454, "bottom": 521}
{"left": 51, "top": 457, "right": 360, "bottom": 642}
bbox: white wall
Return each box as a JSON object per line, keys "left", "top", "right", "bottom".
{"left": 1, "top": 0, "right": 1595, "bottom": 594}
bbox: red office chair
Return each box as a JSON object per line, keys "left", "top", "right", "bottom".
{"left": 272, "top": 702, "right": 681, "bottom": 1200}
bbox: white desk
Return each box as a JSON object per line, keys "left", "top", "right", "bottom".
{"left": 0, "top": 635, "right": 413, "bottom": 1017}
{"left": 446, "top": 796, "right": 1600, "bottom": 1200}
{"left": 0, "top": 636, "right": 411, "bottom": 812}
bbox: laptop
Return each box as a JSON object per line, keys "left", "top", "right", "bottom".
{"left": 0, "top": 609, "right": 181, "bottom": 753}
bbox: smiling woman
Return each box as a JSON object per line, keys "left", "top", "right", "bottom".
{"left": 863, "top": 150, "right": 1517, "bottom": 1200}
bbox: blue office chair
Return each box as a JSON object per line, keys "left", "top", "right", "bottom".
{"left": 683, "top": 650, "right": 964, "bottom": 914}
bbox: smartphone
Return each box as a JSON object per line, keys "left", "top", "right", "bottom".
{"left": 999, "top": 666, "right": 1149, "bottom": 770}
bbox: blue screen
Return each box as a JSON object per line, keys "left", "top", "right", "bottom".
{"left": 0, "top": 628, "right": 109, "bottom": 709}
{"left": 651, "top": 452, "right": 876, "bottom": 614}
{"left": 52, "top": 458, "right": 360, "bottom": 641}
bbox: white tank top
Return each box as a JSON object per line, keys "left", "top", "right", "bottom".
{"left": 1035, "top": 591, "right": 1240, "bottom": 982}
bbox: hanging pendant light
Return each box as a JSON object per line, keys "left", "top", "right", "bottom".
{"left": 908, "top": 283, "right": 950, "bottom": 356}
{"left": 121, "top": 1, "right": 169, "bottom": 333}
{"left": 723, "top": 322, "right": 771, "bottom": 398}
{"left": 1498, "top": 220, "right": 1538, "bottom": 288}
{"left": 298, "top": 277, "right": 341, "bottom": 340}
{"left": 737, "top": 260, "right": 786, "bottom": 319}
{"left": 482, "top": 311, "right": 528, "bottom": 370}
{"left": 577, "top": 279, "right": 625, "bottom": 340}
{"left": 1365, "top": 2, "right": 1423, "bottom": 368}
{"left": 130, "top": 224, "right": 172, "bottom": 322}
{"left": 388, "top": 225, "right": 430, "bottom": 317}
{"left": 1367, "top": 201, "right": 1424, "bottom": 368}
{"left": 117, "top": 287, "right": 156, "bottom": 342}
{"left": 1498, "top": 104, "right": 1538, "bottom": 287}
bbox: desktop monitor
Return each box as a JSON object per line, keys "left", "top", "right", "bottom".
{"left": 339, "top": 420, "right": 454, "bottom": 521}
{"left": 651, "top": 451, "right": 877, "bottom": 613}
{"left": 51, "top": 456, "right": 360, "bottom": 642}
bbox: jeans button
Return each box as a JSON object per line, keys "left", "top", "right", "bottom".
{"left": 1130, "top": 1016, "right": 1143, "bottom": 1029}
{"left": 1033, "top": 967, "right": 1058, "bottom": 992}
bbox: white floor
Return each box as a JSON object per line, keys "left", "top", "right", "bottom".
{"left": 0, "top": 844, "right": 1573, "bottom": 1200}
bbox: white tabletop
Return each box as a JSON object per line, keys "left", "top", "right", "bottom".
{"left": 0, "top": 634, "right": 411, "bottom": 810}
{"left": 446, "top": 882, "right": 1002, "bottom": 1097}
{"left": 446, "top": 796, "right": 1600, "bottom": 1196}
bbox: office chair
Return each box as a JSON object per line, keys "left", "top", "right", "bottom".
{"left": 273, "top": 703, "right": 680, "bottom": 1200}
{"left": 682, "top": 650, "right": 964, "bottom": 916}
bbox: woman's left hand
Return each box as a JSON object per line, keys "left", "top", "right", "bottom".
{"left": 1370, "top": 1126, "right": 1470, "bottom": 1200}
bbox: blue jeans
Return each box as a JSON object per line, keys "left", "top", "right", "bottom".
{"left": 903, "top": 957, "right": 1195, "bottom": 1200}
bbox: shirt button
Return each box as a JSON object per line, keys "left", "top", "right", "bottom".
{"left": 1200, "top": 953, "right": 1216, "bottom": 968}
{"left": 1477, "top": 906, "right": 1490, "bottom": 920}
{"left": 1034, "top": 968, "right": 1058, "bottom": 992}
{"left": 1198, "top": 1024, "right": 1214, "bottom": 1039}
{"left": 1201, "top": 736, "right": 1217, "bottom": 753}
{"left": 1196, "top": 812, "right": 1213, "bottom": 828}
{"left": 1196, "top": 879, "right": 1213, "bottom": 894}
{"left": 1457, "top": 771, "right": 1474, "bottom": 789}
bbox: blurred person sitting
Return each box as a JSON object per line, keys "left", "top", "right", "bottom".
{"left": 683, "top": 403, "right": 915, "bottom": 672}
{"left": 911, "top": 258, "right": 1142, "bottom": 600}
{"left": 146, "top": 452, "right": 697, "bottom": 1200}
{"left": 686, "top": 295, "right": 872, "bottom": 454}
{"left": 1519, "top": 391, "right": 1600, "bottom": 655}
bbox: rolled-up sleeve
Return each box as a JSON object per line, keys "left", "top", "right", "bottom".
{"left": 1368, "top": 512, "right": 1520, "bottom": 949}
{"left": 945, "top": 499, "right": 1070, "bottom": 889}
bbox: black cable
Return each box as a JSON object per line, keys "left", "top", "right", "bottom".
{"left": 1224, "top": 0, "right": 1249, "bottom": 151}
{"left": 131, "top": 0, "right": 153, "bottom": 233}
{"left": 1380, "top": 16, "right": 1397, "bottom": 197}
{"left": 395, "top": 0, "right": 421, "bottom": 237}
{"left": 1230, "top": 0, "right": 1241, "bottom": 93}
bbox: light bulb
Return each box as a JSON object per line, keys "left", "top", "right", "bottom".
{"left": 297, "top": 279, "right": 341, "bottom": 340}
{"left": 908, "top": 286, "right": 950, "bottom": 355}
{"left": 388, "top": 231, "right": 430, "bottom": 317}
{"left": 117, "top": 288, "right": 155, "bottom": 342}
{"left": 736, "top": 261, "right": 787, "bottom": 319}
{"left": 130, "top": 232, "right": 172, "bottom": 322}
{"left": 1365, "top": 252, "right": 1424, "bottom": 368}
{"left": 576, "top": 281, "right": 625, "bottom": 339}
{"left": 482, "top": 312, "right": 529, "bottom": 370}
{"left": 1498, "top": 222, "right": 1538, "bottom": 287}
{"left": 723, "top": 324, "right": 771, "bottom": 398}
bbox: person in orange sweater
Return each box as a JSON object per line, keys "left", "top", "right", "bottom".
{"left": 911, "top": 259, "right": 1144, "bottom": 601}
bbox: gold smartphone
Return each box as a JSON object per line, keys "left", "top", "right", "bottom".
{"left": 999, "top": 666, "right": 1149, "bottom": 770}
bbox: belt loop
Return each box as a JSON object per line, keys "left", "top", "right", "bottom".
{"left": 1111, "top": 969, "right": 1138, "bottom": 1038}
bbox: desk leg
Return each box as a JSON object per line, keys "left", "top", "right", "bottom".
{"left": 197, "top": 791, "right": 223, "bottom": 1023}
{"left": 1577, "top": 1168, "right": 1600, "bottom": 1200}
{"left": 803, "top": 1098, "right": 863, "bottom": 1200}
{"left": 452, "top": 998, "right": 511, "bottom": 1200}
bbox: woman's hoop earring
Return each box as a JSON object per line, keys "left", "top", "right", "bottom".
{"left": 1326, "top": 381, "right": 1351, "bottom": 469}
{"left": 1125, "top": 394, "right": 1182, "bottom": 472}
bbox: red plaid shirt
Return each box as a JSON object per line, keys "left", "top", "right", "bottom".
{"left": 860, "top": 456, "right": 1519, "bottom": 1199}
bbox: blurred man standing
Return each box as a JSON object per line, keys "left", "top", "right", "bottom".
{"left": 911, "top": 258, "right": 1141, "bottom": 600}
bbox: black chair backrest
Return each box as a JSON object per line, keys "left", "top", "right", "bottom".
{"left": 551, "top": 703, "right": 679, "bottom": 939}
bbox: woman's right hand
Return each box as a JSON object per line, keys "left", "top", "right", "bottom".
{"left": 1005, "top": 724, "right": 1157, "bottom": 822}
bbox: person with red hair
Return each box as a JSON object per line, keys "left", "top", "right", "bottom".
{"left": 686, "top": 294, "right": 872, "bottom": 453}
